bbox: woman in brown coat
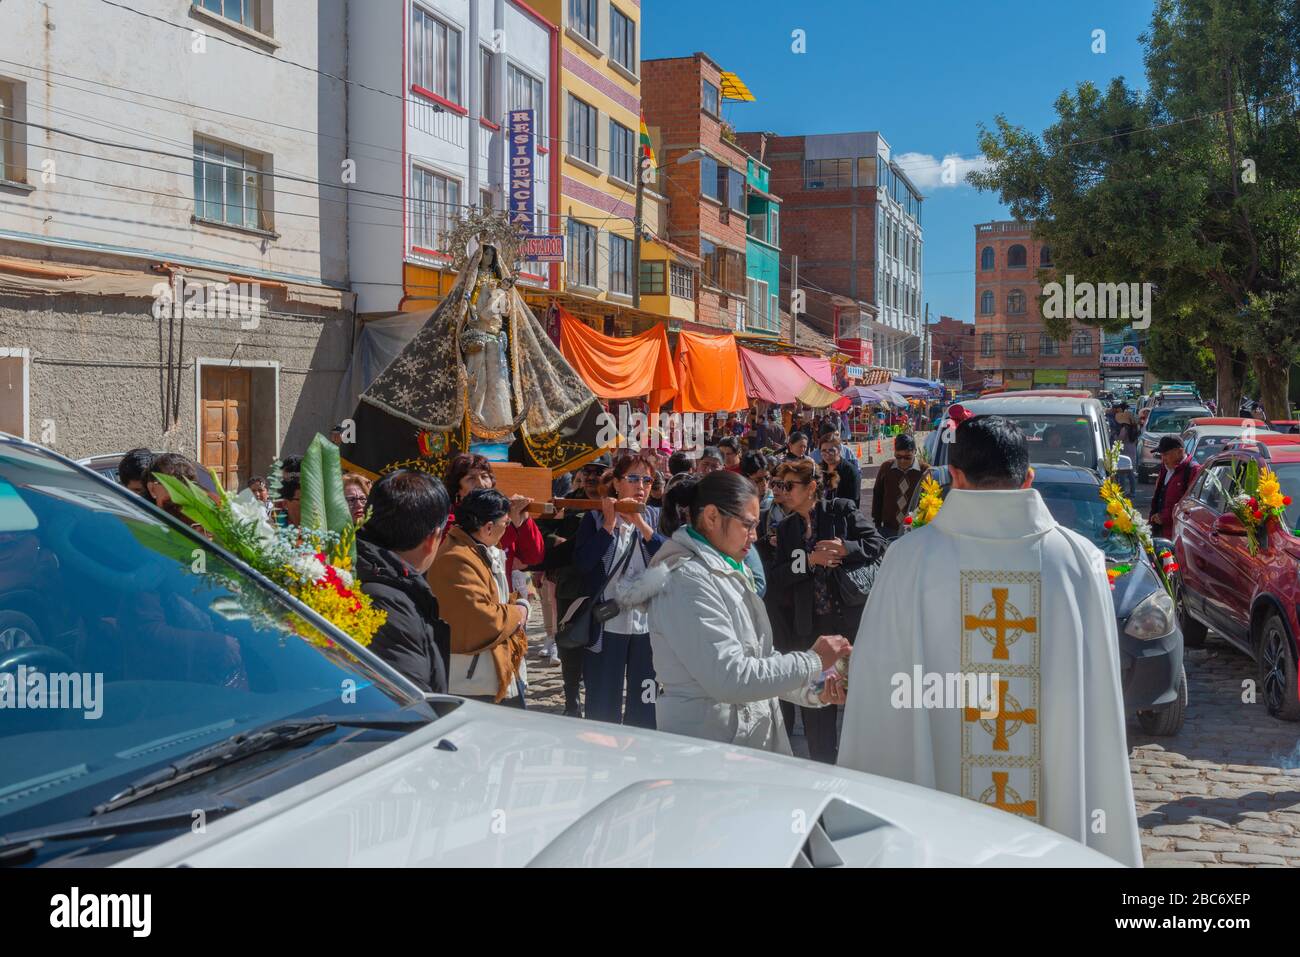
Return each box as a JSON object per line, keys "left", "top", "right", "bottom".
{"left": 428, "top": 489, "right": 530, "bottom": 705}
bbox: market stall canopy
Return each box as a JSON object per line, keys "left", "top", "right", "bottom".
{"left": 559, "top": 308, "right": 677, "bottom": 411}
{"left": 890, "top": 377, "right": 942, "bottom": 395}
{"left": 790, "top": 356, "right": 852, "bottom": 411}
{"left": 674, "top": 331, "right": 748, "bottom": 413}
{"left": 739, "top": 348, "right": 843, "bottom": 407}
{"left": 843, "top": 385, "right": 909, "bottom": 408}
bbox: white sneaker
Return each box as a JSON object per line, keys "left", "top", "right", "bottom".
{"left": 542, "top": 642, "right": 560, "bottom": 666}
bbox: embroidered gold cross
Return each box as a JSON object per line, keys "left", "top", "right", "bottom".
{"left": 963, "top": 677, "right": 1037, "bottom": 751}
{"left": 982, "top": 770, "right": 1038, "bottom": 817}
{"left": 963, "top": 587, "right": 1037, "bottom": 660}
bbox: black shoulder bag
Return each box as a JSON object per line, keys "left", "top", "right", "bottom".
{"left": 553, "top": 537, "right": 639, "bottom": 650}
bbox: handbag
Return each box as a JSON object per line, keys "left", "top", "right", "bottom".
{"left": 832, "top": 561, "right": 877, "bottom": 608}
{"left": 554, "top": 534, "right": 638, "bottom": 650}
{"left": 449, "top": 650, "right": 501, "bottom": 697}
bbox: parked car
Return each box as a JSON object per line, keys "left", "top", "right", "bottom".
{"left": 1031, "top": 465, "right": 1186, "bottom": 734}
{"left": 1181, "top": 419, "right": 1279, "bottom": 466}
{"left": 1137, "top": 405, "right": 1213, "bottom": 482}
{"left": 77, "top": 450, "right": 220, "bottom": 495}
{"left": 1270, "top": 420, "right": 1300, "bottom": 436}
{"left": 1222, "top": 433, "right": 1300, "bottom": 461}
{"left": 924, "top": 392, "right": 1111, "bottom": 478}
{"left": 0, "top": 435, "right": 1113, "bottom": 867}
{"left": 1172, "top": 446, "right": 1300, "bottom": 720}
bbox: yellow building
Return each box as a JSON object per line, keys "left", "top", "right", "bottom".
{"left": 529, "top": 1, "right": 680, "bottom": 331}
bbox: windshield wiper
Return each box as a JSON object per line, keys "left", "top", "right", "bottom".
{"left": 91, "top": 712, "right": 429, "bottom": 817}
{"left": 0, "top": 799, "right": 245, "bottom": 866}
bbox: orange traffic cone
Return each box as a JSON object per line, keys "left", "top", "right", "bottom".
{"left": 876, "top": 436, "right": 883, "bottom": 455}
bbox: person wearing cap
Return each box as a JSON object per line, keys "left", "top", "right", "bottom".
{"left": 1149, "top": 435, "right": 1200, "bottom": 532}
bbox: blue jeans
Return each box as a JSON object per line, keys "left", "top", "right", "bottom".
{"left": 583, "top": 630, "right": 656, "bottom": 729}
{"left": 1121, "top": 467, "right": 1137, "bottom": 497}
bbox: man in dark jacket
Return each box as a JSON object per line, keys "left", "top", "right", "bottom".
{"left": 871, "top": 434, "right": 924, "bottom": 539}
{"left": 1149, "top": 435, "right": 1201, "bottom": 533}
{"left": 355, "top": 470, "right": 452, "bottom": 694}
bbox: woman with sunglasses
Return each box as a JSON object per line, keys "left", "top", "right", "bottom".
{"left": 765, "top": 458, "right": 885, "bottom": 763}
{"left": 573, "top": 455, "right": 665, "bottom": 727}
{"left": 615, "top": 470, "right": 850, "bottom": 752}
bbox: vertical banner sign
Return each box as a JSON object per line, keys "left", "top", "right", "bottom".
{"left": 508, "top": 109, "right": 535, "bottom": 231}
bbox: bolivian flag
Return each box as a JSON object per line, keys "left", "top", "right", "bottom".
{"left": 639, "top": 112, "right": 656, "bottom": 166}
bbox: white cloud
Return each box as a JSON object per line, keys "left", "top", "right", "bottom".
{"left": 892, "top": 152, "right": 990, "bottom": 190}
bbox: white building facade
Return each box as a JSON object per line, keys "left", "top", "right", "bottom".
{"left": 0, "top": 0, "right": 353, "bottom": 482}
{"left": 347, "top": 0, "right": 556, "bottom": 316}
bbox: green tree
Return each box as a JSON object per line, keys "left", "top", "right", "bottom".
{"left": 971, "top": 0, "right": 1300, "bottom": 418}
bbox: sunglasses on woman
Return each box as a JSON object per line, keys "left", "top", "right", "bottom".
{"left": 769, "top": 479, "right": 807, "bottom": 492}
{"left": 621, "top": 474, "right": 655, "bottom": 485}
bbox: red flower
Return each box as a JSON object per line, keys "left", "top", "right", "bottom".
{"left": 903, "top": 515, "right": 913, "bottom": 525}
{"left": 1168, "top": 562, "right": 1180, "bottom": 573}
{"left": 1285, "top": 496, "right": 1293, "bottom": 506}
{"left": 1254, "top": 510, "right": 1264, "bottom": 521}
{"left": 1104, "top": 519, "right": 1115, "bottom": 529}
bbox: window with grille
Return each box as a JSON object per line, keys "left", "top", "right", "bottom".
{"left": 610, "top": 6, "right": 636, "bottom": 72}
{"left": 981, "top": 333, "right": 994, "bottom": 357}
{"left": 194, "top": 0, "right": 267, "bottom": 33}
{"left": 568, "top": 95, "right": 597, "bottom": 166}
{"left": 193, "top": 136, "right": 269, "bottom": 231}
{"left": 1007, "top": 289, "right": 1026, "bottom": 314}
{"left": 480, "top": 47, "right": 496, "bottom": 119}
{"left": 610, "top": 234, "right": 633, "bottom": 295}
{"left": 1040, "top": 333, "right": 1060, "bottom": 356}
{"left": 671, "top": 263, "right": 694, "bottom": 299}
{"left": 1007, "top": 244, "right": 1027, "bottom": 268}
{"left": 411, "top": 6, "right": 462, "bottom": 103}
{"left": 409, "top": 166, "right": 460, "bottom": 251}
{"left": 804, "top": 158, "right": 851, "bottom": 190}
{"left": 640, "top": 260, "right": 666, "bottom": 295}
{"left": 570, "top": 0, "right": 598, "bottom": 44}
{"left": 610, "top": 120, "right": 635, "bottom": 184}
{"left": 1007, "top": 334, "right": 1026, "bottom": 356}
{"left": 980, "top": 290, "right": 994, "bottom": 315}
{"left": 1072, "top": 331, "right": 1093, "bottom": 356}
{"left": 702, "top": 80, "right": 720, "bottom": 116}
{"left": 508, "top": 65, "right": 545, "bottom": 138}
{"left": 567, "top": 219, "right": 597, "bottom": 288}
{"left": 0, "top": 79, "right": 25, "bottom": 184}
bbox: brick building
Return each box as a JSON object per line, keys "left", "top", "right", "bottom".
{"left": 743, "top": 131, "right": 924, "bottom": 374}
{"left": 929, "top": 315, "right": 982, "bottom": 392}
{"left": 973, "top": 221, "right": 1100, "bottom": 391}
{"left": 642, "top": 53, "right": 756, "bottom": 330}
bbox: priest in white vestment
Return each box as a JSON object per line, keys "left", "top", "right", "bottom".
{"left": 838, "top": 414, "right": 1142, "bottom": 867}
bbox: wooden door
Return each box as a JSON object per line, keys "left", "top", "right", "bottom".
{"left": 0, "top": 356, "right": 24, "bottom": 438}
{"left": 200, "top": 366, "right": 252, "bottom": 491}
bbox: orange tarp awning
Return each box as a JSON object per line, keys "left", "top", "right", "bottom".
{"left": 559, "top": 308, "right": 677, "bottom": 412}
{"left": 674, "top": 331, "right": 747, "bottom": 413}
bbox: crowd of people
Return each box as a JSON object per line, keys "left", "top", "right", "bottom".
{"left": 108, "top": 406, "right": 901, "bottom": 764}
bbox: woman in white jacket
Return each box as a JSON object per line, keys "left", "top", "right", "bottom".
{"left": 616, "top": 471, "right": 850, "bottom": 754}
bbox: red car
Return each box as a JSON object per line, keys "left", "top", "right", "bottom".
{"left": 1172, "top": 446, "right": 1300, "bottom": 719}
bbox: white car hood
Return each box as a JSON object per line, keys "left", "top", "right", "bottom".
{"left": 119, "top": 700, "right": 1115, "bottom": 868}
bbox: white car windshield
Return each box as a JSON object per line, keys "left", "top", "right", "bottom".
{"left": 0, "top": 446, "right": 425, "bottom": 839}
{"left": 1146, "top": 408, "right": 1210, "bottom": 434}
{"left": 1000, "top": 414, "right": 1098, "bottom": 470}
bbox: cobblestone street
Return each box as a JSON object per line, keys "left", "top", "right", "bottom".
{"left": 520, "top": 462, "right": 1300, "bottom": 866}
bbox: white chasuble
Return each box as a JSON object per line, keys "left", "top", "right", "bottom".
{"left": 838, "top": 487, "right": 1142, "bottom": 867}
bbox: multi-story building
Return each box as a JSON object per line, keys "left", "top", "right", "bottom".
{"left": 347, "top": 0, "right": 559, "bottom": 317}
{"left": 0, "top": 0, "right": 353, "bottom": 484}
{"left": 643, "top": 53, "right": 755, "bottom": 332}
{"left": 929, "top": 315, "right": 982, "bottom": 392}
{"left": 531, "top": 0, "right": 648, "bottom": 327}
{"left": 741, "top": 135, "right": 781, "bottom": 339}
{"left": 754, "top": 131, "right": 924, "bottom": 374}
{"left": 972, "top": 221, "right": 1100, "bottom": 391}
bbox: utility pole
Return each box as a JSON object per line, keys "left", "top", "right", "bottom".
{"left": 632, "top": 154, "right": 650, "bottom": 309}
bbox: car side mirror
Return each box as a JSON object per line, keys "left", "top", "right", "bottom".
{"left": 1214, "top": 513, "right": 1247, "bottom": 536}
{"left": 1115, "top": 454, "right": 1133, "bottom": 472}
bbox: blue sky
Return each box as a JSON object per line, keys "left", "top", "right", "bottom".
{"left": 642, "top": 0, "right": 1155, "bottom": 326}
